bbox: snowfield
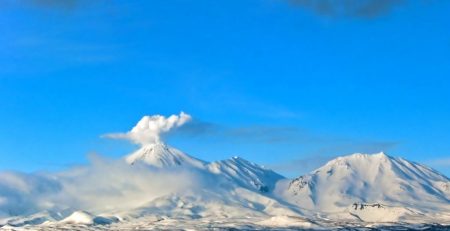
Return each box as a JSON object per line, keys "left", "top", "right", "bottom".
{"left": 0, "top": 114, "right": 449, "bottom": 230}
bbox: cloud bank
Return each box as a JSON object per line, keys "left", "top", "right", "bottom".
{"left": 0, "top": 155, "right": 209, "bottom": 219}
{"left": 104, "top": 112, "right": 192, "bottom": 145}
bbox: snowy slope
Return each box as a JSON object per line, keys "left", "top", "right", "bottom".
{"left": 125, "top": 142, "right": 284, "bottom": 193}
{"left": 207, "top": 156, "right": 284, "bottom": 193}
{"left": 60, "top": 211, "right": 118, "bottom": 225}
{"left": 60, "top": 211, "right": 97, "bottom": 225}
{"left": 125, "top": 142, "right": 206, "bottom": 168}
{"left": 129, "top": 187, "right": 302, "bottom": 221}
{"left": 281, "top": 152, "right": 450, "bottom": 214}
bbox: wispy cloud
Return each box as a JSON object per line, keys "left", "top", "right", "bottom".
{"left": 172, "top": 119, "right": 399, "bottom": 162}
{"left": 29, "top": 0, "right": 79, "bottom": 10}
{"left": 0, "top": 0, "right": 86, "bottom": 13}
{"left": 16, "top": 0, "right": 407, "bottom": 17}
{"left": 310, "top": 141, "right": 399, "bottom": 156}
{"left": 425, "top": 157, "right": 450, "bottom": 168}
{"left": 173, "top": 121, "right": 312, "bottom": 144}
{"left": 6, "top": 36, "right": 122, "bottom": 71}
{"left": 224, "top": 125, "right": 305, "bottom": 143}
{"left": 288, "top": 0, "right": 406, "bottom": 18}
{"left": 0, "top": 154, "right": 211, "bottom": 217}
{"left": 267, "top": 155, "right": 335, "bottom": 176}
{"left": 4, "top": 0, "right": 98, "bottom": 12}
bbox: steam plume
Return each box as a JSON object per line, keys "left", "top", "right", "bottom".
{"left": 104, "top": 112, "right": 192, "bottom": 145}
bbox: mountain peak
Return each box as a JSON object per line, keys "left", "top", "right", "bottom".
{"left": 125, "top": 142, "right": 206, "bottom": 168}
{"left": 286, "top": 152, "right": 450, "bottom": 212}
{"left": 349, "top": 151, "right": 389, "bottom": 158}
{"left": 323, "top": 152, "right": 391, "bottom": 168}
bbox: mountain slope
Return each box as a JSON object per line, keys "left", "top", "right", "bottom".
{"left": 207, "top": 156, "right": 285, "bottom": 193}
{"left": 2, "top": 148, "right": 450, "bottom": 229}
{"left": 125, "top": 142, "right": 284, "bottom": 193}
{"left": 125, "top": 142, "right": 206, "bottom": 168}
{"left": 281, "top": 152, "right": 450, "bottom": 213}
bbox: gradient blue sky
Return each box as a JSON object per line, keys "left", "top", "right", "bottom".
{"left": 1, "top": 0, "right": 449, "bottom": 177}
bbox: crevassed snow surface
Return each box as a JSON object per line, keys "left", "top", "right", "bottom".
{"left": 1, "top": 146, "right": 449, "bottom": 230}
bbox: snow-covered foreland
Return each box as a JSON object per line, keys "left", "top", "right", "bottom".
{"left": 1, "top": 114, "right": 449, "bottom": 230}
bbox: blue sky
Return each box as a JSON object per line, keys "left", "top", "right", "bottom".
{"left": 0, "top": 0, "right": 449, "bottom": 177}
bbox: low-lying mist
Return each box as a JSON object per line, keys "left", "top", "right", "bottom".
{"left": 0, "top": 154, "right": 208, "bottom": 218}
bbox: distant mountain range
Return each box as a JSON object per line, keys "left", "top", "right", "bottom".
{"left": 0, "top": 141, "right": 449, "bottom": 230}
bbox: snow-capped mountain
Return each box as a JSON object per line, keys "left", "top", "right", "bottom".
{"left": 282, "top": 152, "right": 450, "bottom": 213}
{"left": 208, "top": 156, "right": 284, "bottom": 193}
{"left": 1, "top": 147, "right": 450, "bottom": 229}
{"left": 125, "top": 142, "right": 206, "bottom": 168}
{"left": 125, "top": 141, "right": 284, "bottom": 193}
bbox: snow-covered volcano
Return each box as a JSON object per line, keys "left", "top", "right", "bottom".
{"left": 125, "top": 142, "right": 206, "bottom": 168}
{"left": 125, "top": 141, "right": 284, "bottom": 194}
{"left": 1, "top": 149, "right": 450, "bottom": 229}
{"left": 1, "top": 111, "right": 449, "bottom": 229}
{"left": 282, "top": 152, "right": 450, "bottom": 213}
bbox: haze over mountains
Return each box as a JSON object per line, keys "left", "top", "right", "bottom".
{"left": 0, "top": 113, "right": 449, "bottom": 230}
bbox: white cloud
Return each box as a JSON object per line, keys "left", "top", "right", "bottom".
{"left": 104, "top": 112, "right": 192, "bottom": 145}
{"left": 0, "top": 154, "right": 210, "bottom": 217}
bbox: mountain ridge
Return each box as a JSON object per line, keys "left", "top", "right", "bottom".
{"left": 124, "top": 141, "right": 284, "bottom": 193}
{"left": 1, "top": 145, "right": 449, "bottom": 229}
{"left": 283, "top": 152, "right": 450, "bottom": 212}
